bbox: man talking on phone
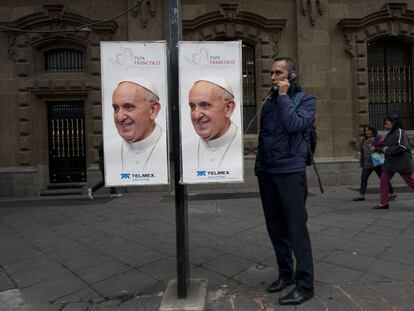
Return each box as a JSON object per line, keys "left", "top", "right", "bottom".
{"left": 255, "top": 57, "right": 316, "bottom": 305}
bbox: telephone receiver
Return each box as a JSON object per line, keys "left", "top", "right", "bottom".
{"left": 269, "top": 72, "right": 298, "bottom": 93}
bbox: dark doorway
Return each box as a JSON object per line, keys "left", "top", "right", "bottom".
{"left": 47, "top": 101, "right": 87, "bottom": 183}
{"left": 368, "top": 38, "right": 413, "bottom": 129}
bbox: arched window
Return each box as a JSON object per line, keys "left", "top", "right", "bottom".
{"left": 44, "top": 48, "right": 84, "bottom": 72}
{"left": 368, "top": 39, "right": 413, "bottom": 129}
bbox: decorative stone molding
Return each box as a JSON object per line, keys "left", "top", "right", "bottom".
{"left": 338, "top": 2, "right": 414, "bottom": 132}
{"left": 131, "top": 0, "right": 157, "bottom": 28}
{"left": 183, "top": 3, "right": 286, "bottom": 79}
{"left": 301, "top": 0, "right": 324, "bottom": 27}
{"left": 0, "top": 5, "right": 118, "bottom": 166}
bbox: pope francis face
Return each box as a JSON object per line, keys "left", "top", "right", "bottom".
{"left": 188, "top": 81, "right": 235, "bottom": 141}
{"left": 112, "top": 82, "right": 160, "bottom": 143}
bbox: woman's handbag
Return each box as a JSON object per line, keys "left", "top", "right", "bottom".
{"left": 370, "top": 152, "right": 385, "bottom": 167}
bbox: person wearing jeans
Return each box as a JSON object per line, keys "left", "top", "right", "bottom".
{"left": 374, "top": 115, "right": 414, "bottom": 209}
{"left": 353, "top": 126, "right": 396, "bottom": 202}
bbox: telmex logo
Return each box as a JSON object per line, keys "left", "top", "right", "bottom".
{"left": 196, "top": 171, "right": 207, "bottom": 176}
{"left": 120, "top": 173, "right": 131, "bottom": 179}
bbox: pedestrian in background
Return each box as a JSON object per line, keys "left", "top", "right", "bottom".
{"left": 353, "top": 125, "right": 396, "bottom": 202}
{"left": 374, "top": 115, "right": 414, "bottom": 209}
{"left": 88, "top": 141, "right": 122, "bottom": 200}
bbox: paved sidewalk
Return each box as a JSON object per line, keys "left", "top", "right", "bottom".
{"left": 0, "top": 185, "right": 413, "bottom": 310}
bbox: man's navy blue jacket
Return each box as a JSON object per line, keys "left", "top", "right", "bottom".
{"left": 255, "top": 86, "right": 316, "bottom": 174}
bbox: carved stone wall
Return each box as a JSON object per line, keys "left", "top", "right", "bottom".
{"left": 1, "top": 4, "right": 117, "bottom": 167}
{"left": 338, "top": 3, "right": 414, "bottom": 128}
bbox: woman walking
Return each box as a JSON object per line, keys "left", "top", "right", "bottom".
{"left": 353, "top": 126, "right": 396, "bottom": 202}
{"left": 374, "top": 115, "right": 414, "bottom": 209}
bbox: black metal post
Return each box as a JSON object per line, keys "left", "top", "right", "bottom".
{"left": 169, "top": 0, "right": 189, "bottom": 299}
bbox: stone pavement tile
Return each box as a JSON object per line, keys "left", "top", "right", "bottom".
{"left": 61, "top": 302, "right": 90, "bottom": 311}
{"left": 0, "top": 289, "right": 24, "bottom": 311}
{"left": 341, "top": 215, "right": 380, "bottom": 226}
{"left": 17, "top": 303, "right": 64, "bottom": 311}
{"left": 0, "top": 268, "right": 15, "bottom": 291}
{"left": 190, "top": 266, "right": 241, "bottom": 291}
{"left": 196, "top": 222, "right": 246, "bottom": 237}
{"left": 321, "top": 250, "right": 376, "bottom": 272}
{"left": 119, "top": 296, "right": 162, "bottom": 311}
{"left": 367, "top": 259, "right": 414, "bottom": 281}
{"left": 353, "top": 231, "right": 397, "bottom": 247}
{"left": 0, "top": 246, "right": 43, "bottom": 265}
{"left": 372, "top": 218, "right": 412, "bottom": 229}
{"left": 380, "top": 247, "right": 414, "bottom": 266}
{"left": 188, "top": 230, "right": 233, "bottom": 250}
{"left": 54, "top": 206, "right": 85, "bottom": 217}
{"left": 330, "top": 219, "right": 368, "bottom": 231}
{"left": 92, "top": 270, "right": 159, "bottom": 298}
{"left": 339, "top": 239, "right": 388, "bottom": 257}
{"left": 212, "top": 237, "right": 248, "bottom": 254}
{"left": 56, "top": 287, "right": 99, "bottom": 304}
{"left": 357, "top": 272, "right": 394, "bottom": 283}
{"left": 71, "top": 214, "right": 108, "bottom": 226}
{"left": 362, "top": 224, "right": 405, "bottom": 238}
{"left": 190, "top": 246, "right": 225, "bottom": 265}
{"left": 0, "top": 237, "right": 29, "bottom": 251}
{"left": 373, "top": 281, "right": 414, "bottom": 309}
{"left": 232, "top": 265, "right": 276, "bottom": 288}
{"left": 133, "top": 221, "right": 175, "bottom": 235}
{"left": 307, "top": 222, "right": 327, "bottom": 233}
{"left": 312, "top": 245, "right": 335, "bottom": 261}
{"left": 202, "top": 254, "right": 253, "bottom": 278}
{"left": 310, "top": 232, "right": 348, "bottom": 249}
{"left": 315, "top": 262, "right": 362, "bottom": 284}
{"left": 229, "top": 243, "right": 274, "bottom": 263}
{"left": 137, "top": 257, "right": 176, "bottom": 281}
{"left": 380, "top": 211, "right": 414, "bottom": 223}
{"left": 319, "top": 226, "right": 359, "bottom": 240}
{"left": 103, "top": 243, "right": 168, "bottom": 268}
{"left": 259, "top": 254, "right": 276, "bottom": 268}
{"left": 20, "top": 275, "right": 89, "bottom": 303}
{"left": 89, "top": 300, "right": 121, "bottom": 311}
{"left": 61, "top": 251, "right": 112, "bottom": 270}
{"left": 2, "top": 254, "right": 52, "bottom": 275}
{"left": 228, "top": 230, "right": 271, "bottom": 248}
{"left": 11, "top": 264, "right": 73, "bottom": 288}
{"left": 315, "top": 284, "right": 380, "bottom": 311}
{"left": 400, "top": 229, "right": 414, "bottom": 239}
{"left": 205, "top": 289, "right": 302, "bottom": 311}
{"left": 86, "top": 235, "right": 129, "bottom": 252}
{"left": 392, "top": 237, "right": 414, "bottom": 250}
{"left": 73, "top": 260, "right": 133, "bottom": 284}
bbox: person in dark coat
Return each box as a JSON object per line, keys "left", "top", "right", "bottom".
{"left": 88, "top": 141, "right": 122, "bottom": 199}
{"left": 374, "top": 115, "right": 414, "bottom": 209}
{"left": 353, "top": 125, "right": 396, "bottom": 201}
{"left": 255, "top": 57, "right": 314, "bottom": 305}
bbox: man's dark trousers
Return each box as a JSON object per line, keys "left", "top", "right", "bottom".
{"left": 258, "top": 171, "right": 314, "bottom": 291}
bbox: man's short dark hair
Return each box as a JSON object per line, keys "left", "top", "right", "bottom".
{"left": 274, "top": 57, "right": 296, "bottom": 73}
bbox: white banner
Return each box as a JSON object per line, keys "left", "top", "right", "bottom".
{"left": 100, "top": 41, "right": 169, "bottom": 186}
{"left": 179, "top": 41, "right": 244, "bottom": 184}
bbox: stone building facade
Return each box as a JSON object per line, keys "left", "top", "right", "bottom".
{"left": 0, "top": 0, "right": 413, "bottom": 196}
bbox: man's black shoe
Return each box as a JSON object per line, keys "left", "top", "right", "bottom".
{"left": 373, "top": 204, "right": 389, "bottom": 209}
{"left": 353, "top": 196, "right": 365, "bottom": 201}
{"left": 266, "top": 278, "right": 295, "bottom": 293}
{"left": 279, "top": 288, "right": 314, "bottom": 305}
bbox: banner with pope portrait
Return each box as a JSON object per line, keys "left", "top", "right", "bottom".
{"left": 178, "top": 41, "right": 244, "bottom": 184}
{"left": 100, "top": 41, "right": 169, "bottom": 186}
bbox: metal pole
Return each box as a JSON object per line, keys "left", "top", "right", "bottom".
{"left": 169, "top": 0, "right": 189, "bottom": 299}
